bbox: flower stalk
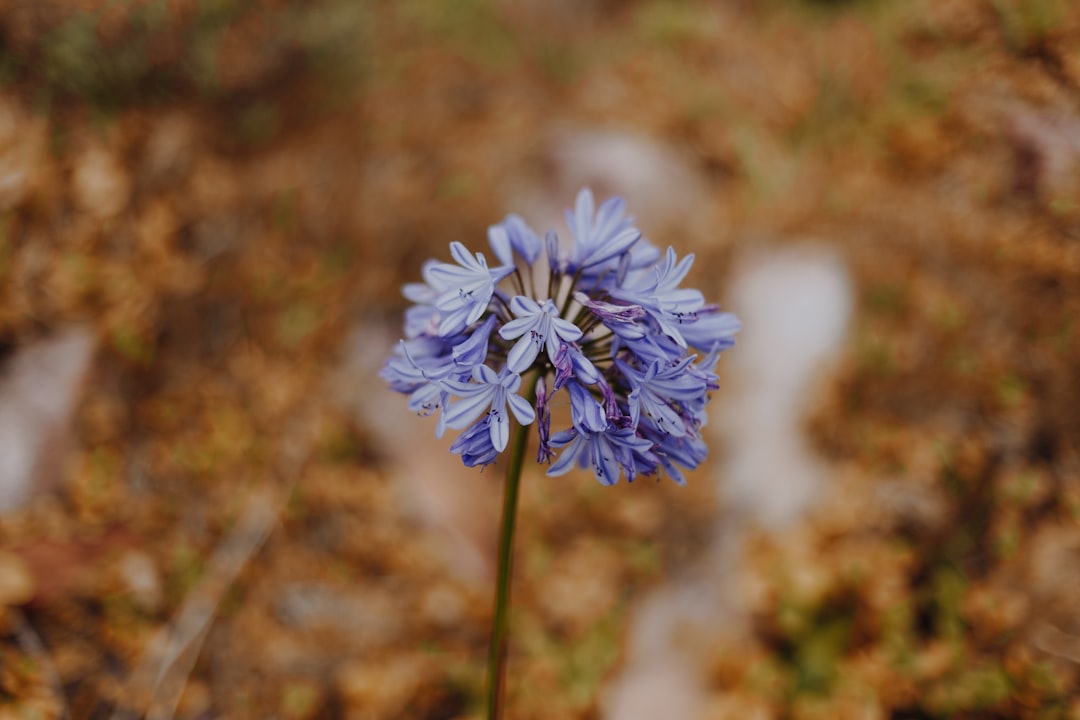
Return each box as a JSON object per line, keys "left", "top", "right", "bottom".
{"left": 486, "top": 374, "right": 538, "bottom": 720}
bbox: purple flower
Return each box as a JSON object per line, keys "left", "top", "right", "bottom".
{"left": 382, "top": 188, "right": 738, "bottom": 483}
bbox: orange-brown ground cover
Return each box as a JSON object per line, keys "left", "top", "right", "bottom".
{"left": 0, "top": 1, "right": 1078, "bottom": 718}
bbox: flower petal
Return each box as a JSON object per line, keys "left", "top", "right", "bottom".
{"left": 507, "top": 392, "right": 536, "bottom": 425}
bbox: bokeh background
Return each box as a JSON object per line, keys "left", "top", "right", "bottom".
{"left": 0, "top": 0, "right": 1079, "bottom": 718}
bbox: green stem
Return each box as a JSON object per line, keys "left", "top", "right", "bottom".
{"left": 486, "top": 374, "right": 538, "bottom": 720}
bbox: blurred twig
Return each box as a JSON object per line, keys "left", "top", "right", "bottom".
{"left": 1032, "top": 622, "right": 1080, "bottom": 665}
{"left": 111, "top": 408, "right": 317, "bottom": 720}
{"left": 11, "top": 607, "right": 70, "bottom": 720}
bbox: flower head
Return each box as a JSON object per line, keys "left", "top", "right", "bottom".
{"left": 382, "top": 189, "right": 740, "bottom": 485}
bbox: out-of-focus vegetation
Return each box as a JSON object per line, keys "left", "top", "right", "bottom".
{"left": 0, "top": 0, "right": 1077, "bottom": 718}
{"left": 1, "top": 0, "right": 368, "bottom": 147}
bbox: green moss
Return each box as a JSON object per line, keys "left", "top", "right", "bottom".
{"left": 316, "top": 421, "right": 365, "bottom": 465}
{"left": 995, "top": 373, "right": 1029, "bottom": 409}
{"left": 999, "top": 470, "right": 1043, "bottom": 507}
{"left": 561, "top": 612, "right": 624, "bottom": 709}
{"left": 25, "top": 0, "right": 368, "bottom": 113}
{"left": 866, "top": 282, "right": 908, "bottom": 318}
{"left": 112, "top": 324, "right": 156, "bottom": 365}
{"left": 0, "top": 213, "right": 12, "bottom": 284}
{"left": 930, "top": 663, "right": 1013, "bottom": 714}
{"left": 988, "top": 0, "right": 1068, "bottom": 51}
{"left": 536, "top": 39, "right": 581, "bottom": 85}
{"left": 856, "top": 330, "right": 897, "bottom": 377}
{"left": 234, "top": 101, "right": 282, "bottom": 148}
{"left": 396, "top": 0, "right": 519, "bottom": 71}
{"left": 991, "top": 516, "right": 1021, "bottom": 560}
{"left": 167, "top": 539, "right": 205, "bottom": 604}
{"left": 932, "top": 565, "right": 966, "bottom": 645}
{"left": 438, "top": 171, "right": 478, "bottom": 199}
{"left": 946, "top": 349, "right": 978, "bottom": 377}
{"left": 792, "top": 614, "right": 852, "bottom": 695}
{"left": 280, "top": 681, "right": 322, "bottom": 718}
{"left": 276, "top": 302, "right": 321, "bottom": 349}
{"left": 881, "top": 599, "right": 916, "bottom": 671}
{"left": 633, "top": 1, "right": 715, "bottom": 48}
{"left": 625, "top": 540, "right": 660, "bottom": 575}
{"left": 787, "top": 67, "right": 861, "bottom": 151}
{"left": 747, "top": 654, "right": 793, "bottom": 698}
{"left": 1051, "top": 312, "right": 1074, "bottom": 355}
{"left": 928, "top": 297, "right": 964, "bottom": 333}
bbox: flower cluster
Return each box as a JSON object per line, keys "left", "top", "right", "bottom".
{"left": 381, "top": 189, "right": 740, "bottom": 485}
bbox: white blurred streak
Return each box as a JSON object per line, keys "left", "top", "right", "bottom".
{"left": 0, "top": 327, "right": 96, "bottom": 513}
{"left": 515, "top": 128, "right": 710, "bottom": 243}
{"left": 605, "top": 247, "right": 853, "bottom": 720}
{"left": 720, "top": 247, "right": 853, "bottom": 528}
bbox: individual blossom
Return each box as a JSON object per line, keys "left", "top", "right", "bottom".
{"left": 610, "top": 246, "right": 705, "bottom": 349}
{"left": 442, "top": 365, "right": 536, "bottom": 453}
{"left": 382, "top": 187, "right": 740, "bottom": 485}
{"left": 489, "top": 214, "right": 543, "bottom": 266}
{"left": 616, "top": 356, "right": 705, "bottom": 438}
{"left": 546, "top": 425, "right": 658, "bottom": 486}
{"left": 427, "top": 241, "right": 514, "bottom": 337}
{"left": 563, "top": 189, "right": 643, "bottom": 272}
{"left": 499, "top": 296, "right": 583, "bottom": 373}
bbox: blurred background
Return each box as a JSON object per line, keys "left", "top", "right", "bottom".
{"left": 0, "top": 0, "right": 1078, "bottom": 717}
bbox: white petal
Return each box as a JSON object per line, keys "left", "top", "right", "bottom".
{"left": 594, "top": 196, "right": 626, "bottom": 238}
{"left": 438, "top": 306, "right": 472, "bottom": 337}
{"left": 506, "top": 335, "right": 541, "bottom": 373}
{"left": 490, "top": 407, "right": 510, "bottom": 452}
{"left": 652, "top": 311, "right": 688, "bottom": 349}
{"left": 660, "top": 288, "right": 705, "bottom": 312}
{"left": 551, "top": 317, "right": 583, "bottom": 342}
{"left": 402, "top": 282, "right": 435, "bottom": 304}
{"left": 498, "top": 315, "right": 536, "bottom": 340}
{"left": 465, "top": 300, "right": 488, "bottom": 326}
{"left": 473, "top": 364, "right": 499, "bottom": 383}
{"left": 573, "top": 188, "right": 594, "bottom": 242}
{"left": 488, "top": 225, "right": 513, "bottom": 266}
{"left": 502, "top": 372, "right": 522, "bottom": 393}
{"left": 443, "top": 388, "right": 494, "bottom": 429}
{"left": 427, "top": 263, "right": 479, "bottom": 286}
{"left": 546, "top": 434, "right": 584, "bottom": 477}
{"left": 510, "top": 295, "right": 541, "bottom": 316}
{"left": 507, "top": 393, "right": 536, "bottom": 425}
{"left": 666, "top": 252, "right": 695, "bottom": 289}
{"left": 449, "top": 241, "right": 478, "bottom": 269}
{"left": 581, "top": 228, "right": 640, "bottom": 268}
{"left": 590, "top": 438, "right": 620, "bottom": 486}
